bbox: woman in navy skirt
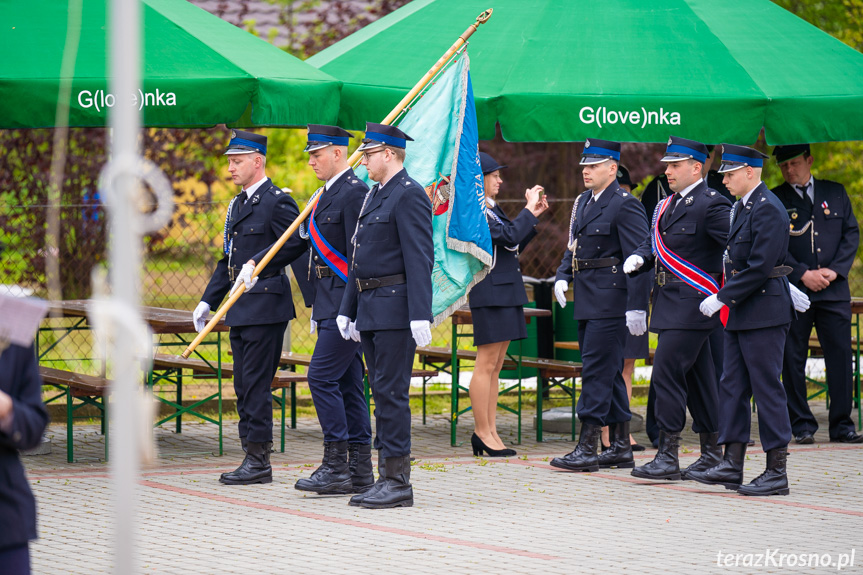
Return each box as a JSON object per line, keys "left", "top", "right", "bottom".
{"left": 601, "top": 166, "right": 649, "bottom": 451}
{"left": 469, "top": 152, "right": 548, "bottom": 456}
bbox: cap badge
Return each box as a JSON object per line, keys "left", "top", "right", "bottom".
{"left": 585, "top": 139, "right": 591, "bottom": 148}
{"left": 667, "top": 137, "right": 673, "bottom": 146}
{"left": 231, "top": 130, "right": 237, "bottom": 139}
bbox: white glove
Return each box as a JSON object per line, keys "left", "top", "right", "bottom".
{"left": 336, "top": 315, "right": 352, "bottom": 340}
{"left": 192, "top": 302, "right": 211, "bottom": 333}
{"left": 623, "top": 254, "right": 644, "bottom": 274}
{"left": 625, "top": 310, "right": 647, "bottom": 336}
{"left": 699, "top": 294, "right": 724, "bottom": 317}
{"left": 310, "top": 318, "right": 317, "bottom": 334}
{"left": 410, "top": 320, "right": 432, "bottom": 347}
{"left": 229, "top": 262, "right": 258, "bottom": 297}
{"left": 554, "top": 280, "right": 568, "bottom": 308}
{"left": 789, "top": 283, "right": 811, "bottom": 313}
{"left": 348, "top": 322, "right": 361, "bottom": 343}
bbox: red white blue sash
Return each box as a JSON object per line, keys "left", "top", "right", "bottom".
{"left": 309, "top": 196, "right": 349, "bottom": 282}
{"left": 653, "top": 195, "right": 719, "bottom": 296}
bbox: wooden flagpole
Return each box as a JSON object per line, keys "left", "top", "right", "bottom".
{"left": 181, "top": 8, "right": 493, "bottom": 359}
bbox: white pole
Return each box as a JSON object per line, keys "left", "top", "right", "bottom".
{"left": 108, "top": 0, "right": 142, "bottom": 572}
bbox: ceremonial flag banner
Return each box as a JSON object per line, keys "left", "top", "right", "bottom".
{"left": 356, "top": 51, "right": 492, "bottom": 324}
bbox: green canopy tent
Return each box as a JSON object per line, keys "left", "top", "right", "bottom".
{"left": 308, "top": 0, "right": 863, "bottom": 144}
{"left": 0, "top": 0, "right": 341, "bottom": 128}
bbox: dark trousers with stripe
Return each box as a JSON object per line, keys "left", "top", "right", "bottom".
{"left": 361, "top": 328, "right": 416, "bottom": 458}
{"left": 229, "top": 322, "right": 286, "bottom": 444}
{"left": 719, "top": 325, "right": 792, "bottom": 451}
{"left": 781, "top": 300, "right": 856, "bottom": 438}
{"left": 307, "top": 319, "right": 371, "bottom": 444}
{"left": 652, "top": 328, "right": 719, "bottom": 434}
{"left": 576, "top": 318, "right": 631, "bottom": 427}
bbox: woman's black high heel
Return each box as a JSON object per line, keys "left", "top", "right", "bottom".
{"left": 471, "top": 433, "right": 517, "bottom": 457}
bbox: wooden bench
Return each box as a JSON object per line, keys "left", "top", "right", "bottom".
{"left": 805, "top": 337, "right": 862, "bottom": 425}
{"left": 415, "top": 346, "right": 582, "bottom": 444}
{"left": 39, "top": 366, "right": 111, "bottom": 463}
{"left": 151, "top": 353, "right": 309, "bottom": 453}
{"left": 555, "top": 340, "right": 657, "bottom": 365}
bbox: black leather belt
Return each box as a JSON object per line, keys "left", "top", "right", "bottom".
{"left": 315, "top": 265, "right": 337, "bottom": 279}
{"left": 356, "top": 274, "right": 406, "bottom": 292}
{"left": 656, "top": 266, "right": 721, "bottom": 287}
{"left": 228, "top": 267, "right": 285, "bottom": 282}
{"left": 573, "top": 257, "right": 620, "bottom": 272}
{"left": 728, "top": 265, "right": 793, "bottom": 278}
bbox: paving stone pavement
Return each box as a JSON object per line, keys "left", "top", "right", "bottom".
{"left": 24, "top": 402, "right": 863, "bottom": 574}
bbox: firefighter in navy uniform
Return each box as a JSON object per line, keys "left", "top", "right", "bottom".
{"left": 550, "top": 139, "right": 650, "bottom": 473}
{"left": 337, "top": 123, "right": 433, "bottom": 509}
{"left": 689, "top": 144, "right": 809, "bottom": 497}
{"left": 771, "top": 144, "right": 862, "bottom": 444}
{"left": 193, "top": 130, "right": 308, "bottom": 485}
{"left": 270, "top": 125, "right": 376, "bottom": 496}
{"left": 624, "top": 136, "right": 731, "bottom": 481}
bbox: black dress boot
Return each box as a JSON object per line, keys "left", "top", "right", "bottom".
{"left": 737, "top": 447, "right": 790, "bottom": 496}
{"left": 295, "top": 441, "right": 353, "bottom": 494}
{"left": 631, "top": 429, "right": 681, "bottom": 480}
{"left": 550, "top": 422, "right": 601, "bottom": 472}
{"left": 598, "top": 421, "right": 635, "bottom": 469}
{"left": 349, "top": 443, "right": 375, "bottom": 494}
{"left": 681, "top": 432, "right": 722, "bottom": 480}
{"left": 687, "top": 442, "right": 746, "bottom": 490}
{"left": 221, "top": 441, "right": 273, "bottom": 485}
{"left": 360, "top": 455, "right": 413, "bottom": 509}
{"left": 349, "top": 458, "right": 385, "bottom": 507}
{"left": 220, "top": 437, "right": 249, "bottom": 481}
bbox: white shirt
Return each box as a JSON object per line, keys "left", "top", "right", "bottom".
{"left": 243, "top": 176, "right": 269, "bottom": 201}
{"left": 740, "top": 183, "right": 761, "bottom": 207}
{"left": 485, "top": 197, "right": 496, "bottom": 208}
{"left": 326, "top": 167, "right": 350, "bottom": 191}
{"left": 677, "top": 178, "right": 704, "bottom": 200}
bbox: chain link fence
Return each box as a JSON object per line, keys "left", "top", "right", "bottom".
{"left": 4, "top": 168, "right": 862, "bottom": 377}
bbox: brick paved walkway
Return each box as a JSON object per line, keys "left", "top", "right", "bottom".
{"left": 24, "top": 403, "right": 863, "bottom": 574}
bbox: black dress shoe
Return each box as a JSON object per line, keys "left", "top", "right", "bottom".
{"left": 831, "top": 431, "right": 863, "bottom": 444}
{"left": 794, "top": 431, "right": 815, "bottom": 445}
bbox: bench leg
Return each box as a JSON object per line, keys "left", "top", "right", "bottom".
{"left": 67, "top": 387, "right": 74, "bottom": 463}
{"left": 536, "top": 376, "right": 544, "bottom": 443}
{"left": 291, "top": 381, "right": 297, "bottom": 430}
{"left": 103, "top": 396, "right": 109, "bottom": 462}
{"left": 176, "top": 370, "right": 183, "bottom": 434}
{"left": 281, "top": 388, "right": 286, "bottom": 454}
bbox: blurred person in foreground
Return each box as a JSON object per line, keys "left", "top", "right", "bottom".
{"left": 0, "top": 295, "right": 50, "bottom": 575}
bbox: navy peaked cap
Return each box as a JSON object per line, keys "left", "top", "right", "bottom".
{"left": 224, "top": 129, "right": 267, "bottom": 156}
{"left": 580, "top": 138, "right": 621, "bottom": 165}
{"left": 661, "top": 136, "right": 709, "bottom": 163}
{"left": 304, "top": 124, "right": 353, "bottom": 153}
{"left": 358, "top": 122, "right": 414, "bottom": 151}
{"left": 718, "top": 144, "right": 768, "bottom": 173}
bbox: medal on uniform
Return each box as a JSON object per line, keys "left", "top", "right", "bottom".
{"left": 822, "top": 200, "right": 830, "bottom": 215}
